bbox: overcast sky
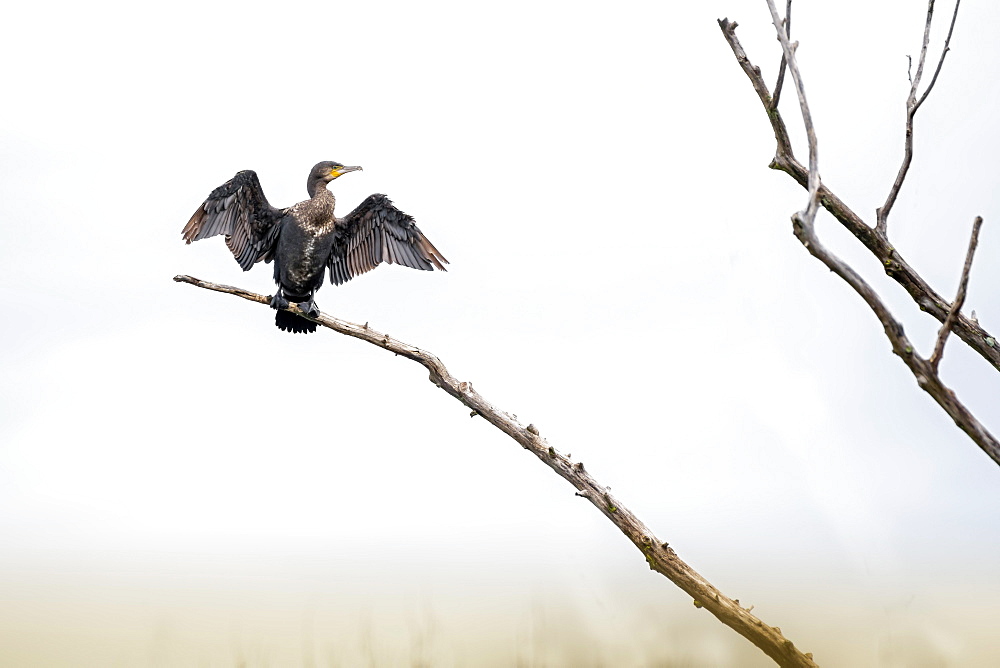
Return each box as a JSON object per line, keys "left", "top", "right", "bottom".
{"left": 2, "top": 0, "right": 998, "bottom": 665}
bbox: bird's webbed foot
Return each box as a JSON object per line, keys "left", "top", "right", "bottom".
{"left": 298, "top": 299, "right": 321, "bottom": 318}
{"left": 269, "top": 291, "right": 289, "bottom": 311}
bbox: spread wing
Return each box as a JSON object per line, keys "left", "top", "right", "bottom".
{"left": 328, "top": 194, "right": 448, "bottom": 286}
{"left": 182, "top": 170, "right": 286, "bottom": 271}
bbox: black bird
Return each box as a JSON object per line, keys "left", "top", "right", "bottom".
{"left": 182, "top": 161, "right": 448, "bottom": 333}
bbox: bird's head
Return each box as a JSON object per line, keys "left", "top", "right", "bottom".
{"left": 316, "top": 161, "right": 362, "bottom": 181}
{"left": 307, "top": 161, "right": 362, "bottom": 196}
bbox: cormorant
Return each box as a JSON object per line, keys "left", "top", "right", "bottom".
{"left": 182, "top": 161, "right": 448, "bottom": 333}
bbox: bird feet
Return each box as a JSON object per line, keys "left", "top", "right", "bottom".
{"left": 269, "top": 292, "right": 289, "bottom": 310}
{"left": 269, "top": 291, "right": 319, "bottom": 318}
{"left": 298, "top": 299, "right": 321, "bottom": 318}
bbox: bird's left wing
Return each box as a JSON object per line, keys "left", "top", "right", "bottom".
{"left": 182, "top": 170, "right": 286, "bottom": 271}
{"left": 328, "top": 194, "right": 448, "bottom": 285}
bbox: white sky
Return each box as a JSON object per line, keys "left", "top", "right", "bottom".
{"left": 2, "top": 0, "right": 999, "bottom": 665}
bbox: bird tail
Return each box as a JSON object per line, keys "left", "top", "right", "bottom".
{"left": 275, "top": 309, "right": 317, "bottom": 334}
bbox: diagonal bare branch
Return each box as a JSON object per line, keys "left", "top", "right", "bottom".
{"left": 909, "top": 0, "right": 936, "bottom": 98}
{"left": 876, "top": 0, "right": 962, "bottom": 236}
{"left": 770, "top": 0, "right": 793, "bottom": 111}
{"left": 915, "top": 0, "right": 962, "bottom": 110}
{"left": 930, "top": 216, "right": 983, "bottom": 371}
{"left": 787, "top": 214, "right": 999, "bottom": 465}
{"left": 720, "top": 10, "right": 999, "bottom": 467}
{"left": 717, "top": 18, "right": 1000, "bottom": 377}
{"left": 174, "top": 273, "right": 821, "bottom": 668}
{"left": 719, "top": 19, "right": 795, "bottom": 158}
{"left": 765, "top": 0, "right": 818, "bottom": 224}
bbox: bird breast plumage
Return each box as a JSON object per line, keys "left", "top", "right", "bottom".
{"left": 278, "top": 194, "right": 339, "bottom": 294}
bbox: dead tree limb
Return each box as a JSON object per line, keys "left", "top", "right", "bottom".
{"left": 769, "top": 0, "right": 792, "bottom": 111}
{"left": 173, "top": 273, "right": 820, "bottom": 668}
{"left": 718, "top": 14, "right": 999, "bottom": 466}
{"left": 876, "top": 0, "right": 963, "bottom": 235}
{"left": 764, "top": 0, "right": 818, "bottom": 224}
{"left": 717, "top": 16, "right": 1000, "bottom": 377}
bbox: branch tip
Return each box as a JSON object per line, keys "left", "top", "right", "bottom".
{"left": 878, "top": 0, "right": 963, "bottom": 234}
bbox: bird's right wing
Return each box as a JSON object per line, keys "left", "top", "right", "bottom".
{"left": 182, "top": 170, "right": 286, "bottom": 271}
{"left": 328, "top": 194, "right": 448, "bottom": 285}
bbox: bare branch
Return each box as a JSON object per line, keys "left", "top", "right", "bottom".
{"left": 770, "top": 0, "right": 793, "bottom": 111}
{"left": 876, "top": 0, "right": 962, "bottom": 235}
{"left": 915, "top": 0, "right": 962, "bottom": 110}
{"left": 717, "top": 19, "right": 1000, "bottom": 377}
{"left": 764, "top": 0, "right": 818, "bottom": 224}
{"left": 720, "top": 12, "right": 999, "bottom": 466}
{"left": 174, "top": 273, "right": 821, "bottom": 668}
{"left": 719, "top": 19, "right": 795, "bottom": 159}
{"left": 910, "top": 0, "right": 936, "bottom": 101}
{"left": 787, "top": 216, "right": 999, "bottom": 464}
{"left": 930, "top": 216, "right": 983, "bottom": 371}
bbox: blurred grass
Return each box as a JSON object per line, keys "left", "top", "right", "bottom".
{"left": 2, "top": 546, "right": 998, "bottom": 667}
{"left": 2, "top": 574, "right": 997, "bottom": 667}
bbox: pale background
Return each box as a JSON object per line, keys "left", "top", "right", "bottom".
{"left": 2, "top": 0, "right": 998, "bottom": 665}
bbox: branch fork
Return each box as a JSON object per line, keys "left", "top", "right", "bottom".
{"left": 718, "top": 2, "right": 997, "bottom": 466}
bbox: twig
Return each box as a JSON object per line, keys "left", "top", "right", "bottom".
{"left": 173, "top": 273, "right": 821, "bottom": 668}
{"left": 911, "top": 0, "right": 936, "bottom": 98}
{"left": 720, "top": 18, "right": 795, "bottom": 158}
{"left": 717, "top": 18, "right": 1000, "bottom": 377}
{"left": 718, "top": 14, "right": 999, "bottom": 466}
{"left": 770, "top": 0, "right": 792, "bottom": 111}
{"left": 876, "top": 0, "right": 962, "bottom": 236}
{"left": 915, "top": 0, "right": 962, "bottom": 110}
{"left": 764, "top": 0, "right": 818, "bottom": 224}
{"left": 930, "top": 216, "right": 983, "bottom": 371}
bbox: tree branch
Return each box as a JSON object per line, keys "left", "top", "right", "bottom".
{"left": 765, "top": 0, "right": 818, "bottom": 225}
{"left": 876, "top": 0, "right": 962, "bottom": 235}
{"left": 788, "top": 210, "right": 999, "bottom": 465}
{"left": 720, "top": 11, "right": 999, "bottom": 466}
{"left": 915, "top": 0, "right": 961, "bottom": 110}
{"left": 910, "top": 0, "right": 936, "bottom": 97}
{"left": 717, "top": 17, "right": 1000, "bottom": 377}
{"left": 173, "top": 273, "right": 821, "bottom": 668}
{"left": 770, "top": 0, "right": 792, "bottom": 111}
{"left": 930, "top": 216, "right": 982, "bottom": 371}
